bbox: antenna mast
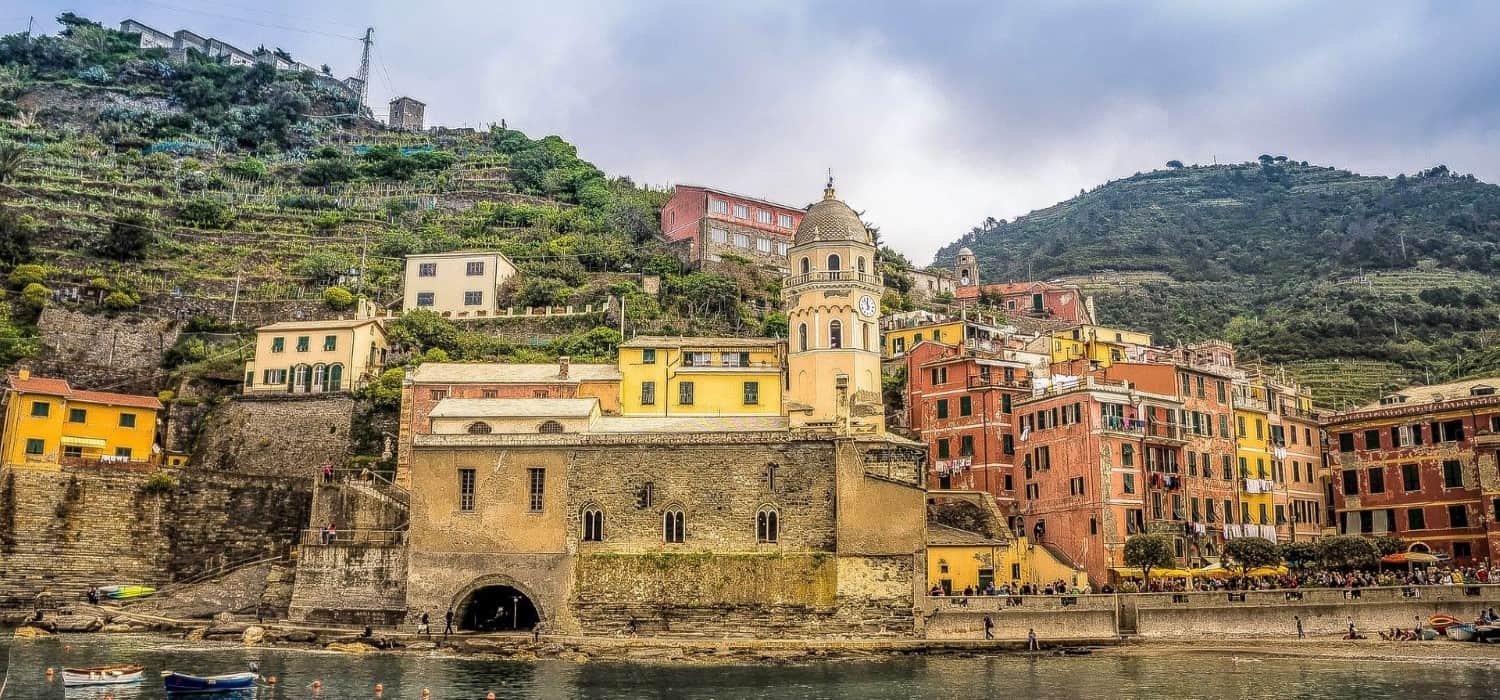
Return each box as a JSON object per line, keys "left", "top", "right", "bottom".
{"left": 357, "top": 28, "right": 374, "bottom": 112}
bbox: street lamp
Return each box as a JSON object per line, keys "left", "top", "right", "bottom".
{"left": 511, "top": 595, "right": 520, "bottom": 630}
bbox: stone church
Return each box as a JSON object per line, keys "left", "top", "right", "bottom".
{"left": 290, "top": 184, "right": 929, "bottom": 637}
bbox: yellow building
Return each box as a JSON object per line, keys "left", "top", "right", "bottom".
{"left": 926, "top": 525, "right": 1087, "bottom": 594}
{"left": 244, "top": 316, "right": 389, "bottom": 394}
{"left": 783, "top": 180, "right": 885, "bottom": 430}
{"left": 2, "top": 371, "right": 162, "bottom": 470}
{"left": 617, "top": 336, "right": 784, "bottom": 417}
{"left": 1049, "top": 325, "right": 1153, "bottom": 368}
{"left": 885, "top": 319, "right": 964, "bottom": 359}
{"left": 1234, "top": 379, "right": 1276, "bottom": 531}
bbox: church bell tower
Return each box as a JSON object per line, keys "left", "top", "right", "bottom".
{"left": 782, "top": 179, "right": 885, "bottom": 432}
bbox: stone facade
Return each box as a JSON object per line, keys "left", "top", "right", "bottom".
{"left": 192, "top": 394, "right": 358, "bottom": 477}
{"left": 37, "top": 306, "right": 182, "bottom": 372}
{"left": 288, "top": 544, "right": 408, "bottom": 625}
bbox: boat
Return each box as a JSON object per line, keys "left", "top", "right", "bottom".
{"left": 106, "top": 586, "right": 156, "bottom": 600}
{"left": 161, "top": 671, "right": 259, "bottom": 694}
{"left": 1427, "top": 613, "right": 1461, "bottom": 633}
{"left": 1447, "top": 623, "right": 1478, "bottom": 642}
{"left": 62, "top": 665, "right": 144, "bottom": 687}
{"left": 1474, "top": 625, "right": 1500, "bottom": 643}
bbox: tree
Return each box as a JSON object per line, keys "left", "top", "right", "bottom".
{"left": 1279, "top": 541, "right": 1318, "bottom": 569}
{"left": 1123, "top": 533, "right": 1176, "bottom": 585}
{"left": 1258, "top": 154, "right": 1275, "bottom": 164}
{"left": 759, "top": 311, "right": 788, "bottom": 338}
{"left": 517, "top": 278, "right": 567, "bottom": 308}
{"left": 386, "top": 309, "right": 459, "bottom": 355}
{"left": 0, "top": 141, "right": 27, "bottom": 184}
{"left": 21, "top": 282, "right": 49, "bottom": 309}
{"left": 359, "top": 367, "right": 406, "bottom": 409}
{"left": 1223, "top": 537, "right": 1280, "bottom": 579}
{"left": 94, "top": 212, "right": 154, "bottom": 261}
{"left": 322, "top": 286, "right": 354, "bottom": 310}
{"left": 1166, "top": 160, "right": 1184, "bottom": 169}
{"left": 7, "top": 263, "right": 45, "bottom": 288}
{"left": 0, "top": 206, "right": 35, "bottom": 264}
{"left": 1370, "top": 535, "right": 1404, "bottom": 557}
{"left": 292, "top": 249, "right": 352, "bottom": 285}
{"left": 1317, "top": 535, "right": 1378, "bottom": 570}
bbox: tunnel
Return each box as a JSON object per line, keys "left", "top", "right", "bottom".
{"left": 457, "top": 585, "right": 540, "bottom": 632}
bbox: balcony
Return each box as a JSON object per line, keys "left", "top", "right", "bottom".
{"left": 967, "top": 374, "right": 1028, "bottom": 390}
{"left": 1143, "top": 422, "right": 1187, "bottom": 444}
{"left": 1234, "top": 395, "right": 1269, "bottom": 412}
{"left": 1476, "top": 430, "right": 1500, "bottom": 448}
{"left": 784, "top": 271, "right": 883, "bottom": 288}
{"left": 1100, "top": 415, "right": 1145, "bottom": 437}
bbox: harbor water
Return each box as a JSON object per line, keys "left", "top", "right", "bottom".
{"left": 3, "top": 633, "right": 1500, "bottom": 699}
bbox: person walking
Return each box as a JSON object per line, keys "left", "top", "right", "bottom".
{"left": 983, "top": 615, "right": 995, "bottom": 640}
{"left": 1027, "top": 628, "right": 1039, "bottom": 651}
{"left": 1294, "top": 615, "right": 1304, "bottom": 639}
{"left": 418, "top": 611, "right": 430, "bottom": 637}
{"left": 443, "top": 608, "right": 455, "bottom": 638}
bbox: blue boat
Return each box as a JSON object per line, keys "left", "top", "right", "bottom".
{"left": 161, "top": 671, "right": 259, "bottom": 694}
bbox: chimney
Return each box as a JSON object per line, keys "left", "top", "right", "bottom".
{"left": 17, "top": 368, "right": 29, "bottom": 381}
{"left": 558, "top": 356, "right": 570, "bottom": 380}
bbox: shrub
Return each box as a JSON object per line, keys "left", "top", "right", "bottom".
{"left": 278, "top": 194, "right": 341, "bottom": 211}
{"left": 7, "top": 263, "right": 45, "bottom": 288}
{"left": 0, "top": 208, "right": 35, "bottom": 265}
{"left": 103, "top": 290, "right": 138, "bottom": 310}
{"left": 298, "top": 158, "right": 358, "bottom": 186}
{"left": 94, "top": 212, "right": 154, "bottom": 261}
{"left": 223, "top": 156, "right": 267, "bottom": 180}
{"left": 322, "top": 286, "right": 355, "bottom": 310}
{"left": 141, "top": 471, "right": 176, "bottom": 494}
{"left": 517, "top": 278, "right": 567, "bottom": 307}
{"left": 77, "top": 65, "right": 111, "bottom": 84}
{"left": 176, "top": 198, "right": 234, "bottom": 229}
{"left": 21, "top": 282, "right": 49, "bottom": 308}
{"left": 359, "top": 367, "right": 405, "bottom": 409}
{"left": 311, "top": 211, "right": 343, "bottom": 232}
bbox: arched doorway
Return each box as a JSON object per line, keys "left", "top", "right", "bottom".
{"left": 455, "top": 584, "right": 540, "bottom": 632}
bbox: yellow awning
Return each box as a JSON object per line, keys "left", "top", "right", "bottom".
{"left": 60, "top": 436, "right": 106, "bottom": 449}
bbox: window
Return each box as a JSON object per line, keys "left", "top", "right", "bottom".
{"left": 829, "top": 320, "right": 842, "bottom": 349}
{"left": 1455, "top": 542, "right": 1472, "bottom": 559}
{"left": 1443, "top": 460, "right": 1464, "bottom": 488}
{"left": 679, "top": 382, "right": 695, "bottom": 405}
{"left": 416, "top": 292, "right": 434, "bottom": 307}
{"left": 296, "top": 336, "right": 310, "bottom": 352}
{"left": 1219, "top": 415, "right": 1230, "bottom": 438}
{"left": 1216, "top": 381, "right": 1227, "bottom": 403}
{"left": 1436, "top": 420, "right": 1464, "bottom": 442}
{"left": 1122, "top": 473, "right": 1135, "bottom": 494}
{"left": 1407, "top": 508, "right": 1425, "bottom": 531}
{"left": 936, "top": 439, "right": 950, "bottom": 459}
{"left": 1363, "top": 429, "right": 1381, "bottom": 450}
{"left": 582, "top": 507, "right": 604, "bottom": 542}
{"left": 24, "top": 438, "right": 43, "bottom": 455}
{"left": 466, "top": 261, "right": 485, "bottom": 276}
{"left": 936, "top": 399, "right": 949, "bottom": 420}
{"left": 797, "top": 323, "right": 808, "bottom": 352}
{"left": 1002, "top": 394, "right": 1012, "bottom": 413}
{"left": 642, "top": 348, "right": 656, "bottom": 364}
{"left": 1121, "top": 444, "right": 1134, "bottom": 466}
{"left": 756, "top": 209, "right": 773, "bottom": 224}
{"left": 429, "top": 389, "right": 447, "bottom": 401}
{"left": 118, "top": 413, "right": 136, "bottom": 428}
{"left": 1223, "top": 455, "right": 1233, "bottom": 480}
{"left": 641, "top": 381, "right": 656, "bottom": 405}
{"left": 960, "top": 435, "right": 974, "bottom": 457}
{"left": 776, "top": 242, "right": 789, "bottom": 256}
{"left": 1237, "top": 416, "right": 1246, "bottom": 437}
{"left": 1367, "top": 467, "right": 1385, "bottom": 494}
{"left": 743, "top": 381, "right": 760, "bottom": 405}
{"left": 1002, "top": 434, "right": 1014, "bottom": 455}
{"left": 757, "top": 506, "right": 779, "bottom": 543}
{"left": 68, "top": 408, "right": 87, "bottom": 423}
{"left": 664, "top": 508, "right": 685, "bottom": 543}
{"left": 115, "top": 447, "right": 133, "bottom": 459}
{"left": 710, "top": 227, "right": 728, "bottom": 243}
{"left": 827, "top": 254, "right": 841, "bottom": 271}
{"left": 466, "top": 422, "right": 492, "bottom": 435}
{"left": 29, "top": 401, "right": 49, "bottom": 418}
{"left": 733, "top": 233, "right": 750, "bottom": 248}
{"left": 1401, "top": 463, "right": 1419, "bottom": 491}
{"left": 1069, "top": 477, "right": 1085, "bottom": 496}
{"left": 1338, "top": 432, "right": 1354, "bottom": 452}
{"left": 709, "top": 198, "right": 728, "bottom": 214}
{"left": 757, "top": 237, "right": 772, "bottom": 253}
{"left": 1343, "top": 469, "right": 1359, "bottom": 495}
{"left": 799, "top": 257, "right": 810, "bottom": 274}
{"left": 458, "top": 469, "right": 476, "bottom": 512}
{"left": 418, "top": 262, "right": 437, "bottom": 277}
{"left": 1449, "top": 504, "right": 1469, "bottom": 528}
{"left": 464, "top": 291, "right": 483, "bottom": 306}
{"left": 733, "top": 203, "right": 749, "bottom": 219}
{"left": 778, "top": 213, "right": 793, "bottom": 228}
{"left": 538, "top": 420, "right": 564, "bottom": 434}
{"left": 271, "top": 337, "right": 285, "bottom": 353}
{"left": 63, "top": 445, "right": 82, "bottom": 458}
{"left": 959, "top": 396, "right": 972, "bottom": 417}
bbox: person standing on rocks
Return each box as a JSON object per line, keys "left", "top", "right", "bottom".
{"left": 1027, "top": 628, "right": 1039, "bottom": 650}
{"left": 983, "top": 615, "right": 995, "bottom": 640}
{"left": 1294, "top": 615, "right": 1304, "bottom": 639}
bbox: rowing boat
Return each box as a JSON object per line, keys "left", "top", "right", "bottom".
{"left": 62, "top": 664, "right": 144, "bottom": 687}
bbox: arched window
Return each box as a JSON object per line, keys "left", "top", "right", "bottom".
{"left": 800, "top": 257, "right": 810, "bottom": 274}
{"left": 757, "top": 505, "right": 779, "bottom": 544}
{"left": 829, "top": 320, "right": 842, "bottom": 349}
{"left": 311, "top": 364, "right": 326, "bottom": 392}
{"left": 798, "top": 323, "right": 808, "bottom": 352}
{"left": 538, "top": 420, "right": 564, "bottom": 434}
{"left": 857, "top": 256, "right": 866, "bottom": 273}
{"left": 862, "top": 323, "right": 872, "bottom": 351}
{"left": 291, "top": 364, "right": 310, "bottom": 392}
{"left": 327, "top": 363, "right": 344, "bottom": 392}
{"left": 582, "top": 506, "right": 604, "bottom": 542}
{"left": 466, "top": 422, "right": 492, "bottom": 435}
{"left": 663, "top": 507, "right": 684, "bottom": 543}
{"left": 827, "top": 254, "right": 841, "bottom": 271}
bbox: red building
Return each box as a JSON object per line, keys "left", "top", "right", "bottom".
{"left": 905, "top": 341, "right": 1029, "bottom": 501}
{"left": 660, "top": 185, "right": 804, "bottom": 270}
{"left": 950, "top": 247, "right": 1090, "bottom": 323}
{"left": 1322, "top": 376, "right": 1500, "bottom": 564}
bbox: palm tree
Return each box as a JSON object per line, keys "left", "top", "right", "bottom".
{"left": 0, "top": 141, "right": 26, "bottom": 184}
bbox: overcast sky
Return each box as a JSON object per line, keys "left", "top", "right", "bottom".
{"left": 15, "top": 1, "right": 1500, "bottom": 263}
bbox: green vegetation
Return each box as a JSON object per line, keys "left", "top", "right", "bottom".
{"left": 944, "top": 161, "right": 1500, "bottom": 405}
{"left": 1223, "top": 537, "right": 1279, "bottom": 579}
{"left": 1122, "top": 533, "right": 1176, "bottom": 584}
{"left": 1316, "top": 534, "right": 1378, "bottom": 570}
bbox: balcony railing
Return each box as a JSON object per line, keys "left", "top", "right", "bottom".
{"left": 784, "top": 271, "right": 883, "bottom": 287}
{"left": 1234, "top": 395, "right": 1269, "bottom": 412}
{"left": 967, "top": 374, "right": 1028, "bottom": 390}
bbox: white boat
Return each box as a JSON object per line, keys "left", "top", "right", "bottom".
{"left": 62, "top": 664, "right": 145, "bottom": 687}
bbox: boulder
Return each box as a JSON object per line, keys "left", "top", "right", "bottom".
{"left": 281, "top": 630, "right": 317, "bottom": 644}
{"left": 560, "top": 651, "right": 591, "bottom": 663}
{"left": 100, "top": 623, "right": 133, "bottom": 633}
{"left": 537, "top": 643, "right": 565, "bottom": 657}
{"left": 13, "top": 625, "right": 52, "bottom": 638}
{"left": 242, "top": 626, "right": 266, "bottom": 645}
{"left": 51, "top": 615, "right": 104, "bottom": 633}
{"left": 204, "top": 623, "right": 248, "bottom": 638}
{"left": 326, "top": 641, "right": 378, "bottom": 654}
{"left": 185, "top": 628, "right": 207, "bottom": 641}
{"left": 406, "top": 641, "right": 438, "bottom": 651}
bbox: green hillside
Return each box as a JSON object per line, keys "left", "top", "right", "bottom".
{"left": 938, "top": 158, "right": 1500, "bottom": 406}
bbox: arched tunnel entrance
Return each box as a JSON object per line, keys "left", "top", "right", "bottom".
{"left": 457, "top": 585, "right": 540, "bottom": 632}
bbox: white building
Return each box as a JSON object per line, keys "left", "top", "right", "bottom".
{"left": 402, "top": 251, "right": 518, "bottom": 318}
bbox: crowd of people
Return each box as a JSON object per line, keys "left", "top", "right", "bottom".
{"left": 930, "top": 565, "right": 1494, "bottom": 597}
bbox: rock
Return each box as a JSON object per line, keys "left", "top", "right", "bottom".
{"left": 100, "top": 623, "right": 133, "bottom": 633}
{"left": 457, "top": 638, "right": 509, "bottom": 654}
{"left": 281, "top": 630, "right": 317, "bottom": 644}
{"left": 185, "top": 628, "right": 207, "bottom": 641}
{"left": 326, "top": 642, "right": 378, "bottom": 654}
{"left": 242, "top": 626, "right": 266, "bottom": 645}
{"left": 13, "top": 625, "right": 52, "bottom": 638}
{"left": 204, "top": 623, "right": 248, "bottom": 638}
{"left": 51, "top": 615, "right": 104, "bottom": 633}
{"left": 405, "top": 641, "right": 437, "bottom": 651}
{"left": 560, "top": 651, "right": 591, "bottom": 663}
{"left": 537, "top": 643, "right": 566, "bottom": 657}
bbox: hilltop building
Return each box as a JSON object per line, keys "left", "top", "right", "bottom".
{"left": 1322, "top": 376, "right": 1500, "bottom": 564}
{"left": 119, "top": 19, "right": 353, "bottom": 95}
{"left": 401, "top": 251, "right": 517, "bottom": 318}
{"left": 660, "top": 185, "right": 803, "bottom": 271}
{"left": 389, "top": 97, "right": 426, "bottom": 131}
{"left": 950, "top": 247, "right": 1092, "bottom": 324}
{"left": 1, "top": 371, "right": 162, "bottom": 470}
{"left": 243, "top": 303, "right": 389, "bottom": 394}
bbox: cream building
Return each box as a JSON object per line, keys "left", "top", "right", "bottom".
{"left": 243, "top": 317, "right": 389, "bottom": 394}
{"left": 402, "top": 251, "right": 518, "bottom": 318}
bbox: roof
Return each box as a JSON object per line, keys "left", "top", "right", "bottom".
{"left": 257, "top": 317, "right": 383, "bottom": 332}
{"left": 591, "top": 415, "right": 789, "bottom": 433}
{"left": 958, "top": 247, "right": 974, "bottom": 257}
{"left": 412, "top": 362, "right": 620, "bottom": 384}
{"left": 404, "top": 249, "right": 509, "bottom": 260}
{"left": 674, "top": 184, "right": 804, "bottom": 213}
{"left": 1353, "top": 375, "right": 1500, "bottom": 412}
{"left": 430, "top": 398, "right": 598, "bottom": 419}
{"left": 620, "top": 336, "right": 781, "bottom": 350}
{"left": 9, "top": 375, "right": 163, "bottom": 410}
{"left": 390, "top": 96, "right": 426, "bottom": 106}
{"left": 927, "top": 523, "right": 1009, "bottom": 547}
{"left": 794, "top": 183, "right": 871, "bottom": 246}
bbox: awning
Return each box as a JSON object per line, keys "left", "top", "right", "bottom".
{"left": 60, "top": 436, "right": 106, "bottom": 449}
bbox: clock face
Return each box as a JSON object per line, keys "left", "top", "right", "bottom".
{"left": 859, "top": 295, "right": 877, "bottom": 317}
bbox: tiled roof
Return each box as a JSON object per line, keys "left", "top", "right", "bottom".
{"left": 927, "top": 523, "right": 1009, "bottom": 547}
{"left": 9, "top": 376, "right": 163, "bottom": 410}
{"left": 620, "top": 336, "right": 781, "bottom": 349}
{"left": 1353, "top": 375, "right": 1500, "bottom": 412}
{"left": 412, "top": 363, "right": 621, "bottom": 384}
{"left": 794, "top": 186, "right": 870, "bottom": 246}
{"left": 591, "top": 415, "right": 788, "bottom": 433}
{"left": 430, "top": 398, "right": 598, "bottom": 418}
{"left": 257, "top": 317, "right": 383, "bottom": 332}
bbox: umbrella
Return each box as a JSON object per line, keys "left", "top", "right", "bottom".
{"left": 1381, "top": 552, "right": 1440, "bottom": 565}
{"left": 1246, "top": 565, "right": 1289, "bottom": 577}
{"left": 1110, "top": 567, "right": 1194, "bottom": 579}
{"left": 1189, "top": 564, "right": 1232, "bottom": 579}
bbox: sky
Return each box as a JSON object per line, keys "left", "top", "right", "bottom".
{"left": 11, "top": 1, "right": 1500, "bottom": 264}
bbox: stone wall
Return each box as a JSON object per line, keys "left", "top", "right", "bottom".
{"left": 288, "top": 543, "right": 408, "bottom": 625}
{"left": 165, "top": 471, "right": 310, "bottom": 580}
{"left": 37, "top": 306, "right": 182, "bottom": 373}
{"left": 193, "top": 394, "right": 357, "bottom": 477}
{"left": 923, "top": 595, "right": 1119, "bottom": 641}
{"left": 1132, "top": 586, "right": 1500, "bottom": 637}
